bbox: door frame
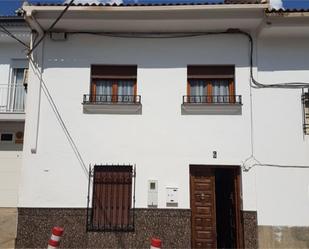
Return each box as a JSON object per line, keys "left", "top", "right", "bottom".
{"left": 190, "top": 165, "right": 244, "bottom": 249}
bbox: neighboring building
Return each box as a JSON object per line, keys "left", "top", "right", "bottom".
{"left": 16, "top": 1, "right": 309, "bottom": 248}
{"left": 0, "top": 16, "right": 29, "bottom": 249}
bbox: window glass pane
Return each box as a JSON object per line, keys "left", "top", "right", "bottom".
{"left": 189, "top": 80, "right": 206, "bottom": 103}
{"left": 212, "top": 80, "right": 229, "bottom": 103}
{"left": 13, "top": 68, "right": 25, "bottom": 85}
{"left": 96, "top": 80, "right": 113, "bottom": 95}
{"left": 190, "top": 80, "right": 206, "bottom": 95}
{"left": 11, "top": 68, "right": 26, "bottom": 112}
{"left": 96, "top": 80, "right": 113, "bottom": 102}
{"left": 118, "top": 80, "right": 134, "bottom": 102}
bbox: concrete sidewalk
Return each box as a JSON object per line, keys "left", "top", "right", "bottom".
{"left": 0, "top": 208, "right": 17, "bottom": 249}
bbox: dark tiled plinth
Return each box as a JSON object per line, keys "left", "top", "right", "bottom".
{"left": 16, "top": 208, "right": 191, "bottom": 249}
{"left": 243, "top": 210, "right": 258, "bottom": 249}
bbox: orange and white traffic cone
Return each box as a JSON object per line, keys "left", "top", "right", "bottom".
{"left": 47, "top": 227, "right": 64, "bottom": 249}
{"left": 150, "top": 238, "right": 162, "bottom": 249}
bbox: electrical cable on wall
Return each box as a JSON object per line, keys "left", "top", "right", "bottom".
{"left": 66, "top": 29, "right": 309, "bottom": 89}
{"left": 28, "top": 56, "right": 89, "bottom": 178}
{"left": 23, "top": 5, "right": 309, "bottom": 172}
{"left": 0, "top": 23, "right": 29, "bottom": 48}
{"left": 64, "top": 30, "right": 309, "bottom": 171}
{"left": 27, "top": 0, "right": 75, "bottom": 55}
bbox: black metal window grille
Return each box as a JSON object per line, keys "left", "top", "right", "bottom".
{"left": 87, "top": 165, "right": 136, "bottom": 232}
{"left": 302, "top": 92, "right": 309, "bottom": 135}
{"left": 83, "top": 94, "right": 141, "bottom": 104}
{"left": 183, "top": 95, "right": 242, "bottom": 104}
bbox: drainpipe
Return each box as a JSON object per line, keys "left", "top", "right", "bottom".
{"left": 25, "top": 12, "right": 44, "bottom": 41}
{"left": 24, "top": 9, "right": 44, "bottom": 154}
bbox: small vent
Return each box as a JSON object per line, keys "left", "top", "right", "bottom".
{"left": 1, "top": 133, "right": 13, "bottom": 142}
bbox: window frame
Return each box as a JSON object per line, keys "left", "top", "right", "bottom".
{"left": 187, "top": 78, "right": 235, "bottom": 103}
{"left": 7, "top": 65, "right": 28, "bottom": 113}
{"left": 87, "top": 165, "right": 136, "bottom": 232}
{"left": 91, "top": 78, "right": 137, "bottom": 103}
{"left": 90, "top": 65, "right": 138, "bottom": 104}
{"left": 187, "top": 65, "right": 236, "bottom": 104}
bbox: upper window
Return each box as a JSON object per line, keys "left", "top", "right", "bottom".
{"left": 185, "top": 65, "right": 240, "bottom": 104}
{"left": 87, "top": 65, "right": 139, "bottom": 104}
{"left": 1, "top": 59, "right": 28, "bottom": 113}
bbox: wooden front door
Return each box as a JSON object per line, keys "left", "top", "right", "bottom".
{"left": 190, "top": 167, "right": 217, "bottom": 249}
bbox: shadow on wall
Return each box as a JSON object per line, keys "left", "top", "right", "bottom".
{"left": 258, "top": 37, "right": 309, "bottom": 72}
{"left": 37, "top": 34, "right": 309, "bottom": 72}
{"left": 42, "top": 35, "right": 249, "bottom": 69}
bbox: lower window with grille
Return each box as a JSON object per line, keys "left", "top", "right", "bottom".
{"left": 87, "top": 165, "right": 135, "bottom": 232}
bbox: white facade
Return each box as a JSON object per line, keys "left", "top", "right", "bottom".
{"left": 0, "top": 19, "right": 29, "bottom": 207}
{"left": 19, "top": 5, "right": 309, "bottom": 231}
{"left": 0, "top": 17, "right": 29, "bottom": 249}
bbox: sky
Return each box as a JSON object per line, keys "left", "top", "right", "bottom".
{"left": 1, "top": 0, "right": 309, "bottom": 15}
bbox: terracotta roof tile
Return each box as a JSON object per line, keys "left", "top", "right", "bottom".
{"left": 33, "top": 1, "right": 265, "bottom": 7}
{"left": 267, "top": 8, "right": 309, "bottom": 13}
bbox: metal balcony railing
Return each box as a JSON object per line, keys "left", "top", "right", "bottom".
{"left": 0, "top": 84, "right": 26, "bottom": 113}
{"left": 83, "top": 94, "right": 141, "bottom": 104}
{"left": 302, "top": 93, "right": 309, "bottom": 135}
{"left": 183, "top": 95, "right": 242, "bottom": 104}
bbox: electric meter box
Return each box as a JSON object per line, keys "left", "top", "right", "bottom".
{"left": 166, "top": 187, "right": 178, "bottom": 206}
{"left": 147, "top": 180, "right": 158, "bottom": 208}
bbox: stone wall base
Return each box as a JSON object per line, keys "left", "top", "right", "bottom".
{"left": 243, "top": 210, "right": 258, "bottom": 249}
{"left": 16, "top": 208, "right": 191, "bottom": 249}
{"left": 18, "top": 208, "right": 293, "bottom": 249}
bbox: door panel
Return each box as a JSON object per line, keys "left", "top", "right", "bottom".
{"left": 190, "top": 167, "right": 217, "bottom": 249}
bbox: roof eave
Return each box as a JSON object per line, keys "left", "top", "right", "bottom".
{"left": 23, "top": 3, "right": 269, "bottom": 15}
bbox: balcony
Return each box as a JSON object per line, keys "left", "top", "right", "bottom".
{"left": 182, "top": 95, "right": 242, "bottom": 115}
{"left": 0, "top": 84, "right": 26, "bottom": 120}
{"left": 82, "top": 94, "right": 142, "bottom": 115}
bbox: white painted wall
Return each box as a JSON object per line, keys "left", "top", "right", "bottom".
{"left": 254, "top": 36, "right": 309, "bottom": 226}
{"left": 0, "top": 151, "right": 22, "bottom": 207}
{"left": 0, "top": 37, "right": 28, "bottom": 207}
{"left": 19, "top": 33, "right": 309, "bottom": 227}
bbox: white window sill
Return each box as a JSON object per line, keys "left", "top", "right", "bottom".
{"left": 83, "top": 103, "right": 142, "bottom": 115}
{"left": 181, "top": 103, "right": 242, "bottom": 115}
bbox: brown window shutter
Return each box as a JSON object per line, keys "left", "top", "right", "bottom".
{"left": 91, "top": 65, "right": 137, "bottom": 79}
{"left": 207, "top": 81, "right": 213, "bottom": 103}
{"left": 229, "top": 80, "right": 235, "bottom": 103}
{"left": 91, "top": 166, "right": 133, "bottom": 231}
{"left": 188, "top": 65, "right": 234, "bottom": 79}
